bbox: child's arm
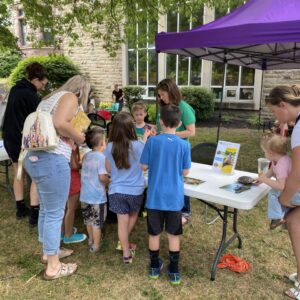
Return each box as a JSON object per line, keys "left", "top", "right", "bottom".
{"left": 257, "top": 173, "right": 286, "bottom": 191}
{"left": 70, "top": 148, "right": 81, "bottom": 170}
{"left": 99, "top": 174, "right": 110, "bottom": 186}
{"left": 142, "top": 128, "right": 151, "bottom": 143}
{"left": 182, "top": 169, "right": 190, "bottom": 176}
{"left": 105, "top": 158, "right": 111, "bottom": 173}
{"left": 141, "top": 164, "right": 148, "bottom": 171}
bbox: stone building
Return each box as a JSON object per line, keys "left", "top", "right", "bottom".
{"left": 10, "top": 4, "right": 300, "bottom": 118}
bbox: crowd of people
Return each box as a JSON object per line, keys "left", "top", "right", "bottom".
{"left": 4, "top": 62, "right": 300, "bottom": 295}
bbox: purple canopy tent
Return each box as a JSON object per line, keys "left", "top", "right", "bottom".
{"left": 156, "top": 0, "right": 300, "bottom": 140}
{"left": 155, "top": 0, "right": 300, "bottom": 281}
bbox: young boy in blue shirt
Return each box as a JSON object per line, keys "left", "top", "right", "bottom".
{"left": 140, "top": 105, "right": 191, "bottom": 285}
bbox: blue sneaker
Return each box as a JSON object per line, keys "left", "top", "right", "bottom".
{"left": 149, "top": 258, "right": 163, "bottom": 279}
{"left": 63, "top": 233, "right": 87, "bottom": 244}
{"left": 61, "top": 227, "right": 77, "bottom": 240}
{"left": 168, "top": 269, "right": 181, "bottom": 285}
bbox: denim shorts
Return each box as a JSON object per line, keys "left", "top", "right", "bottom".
{"left": 108, "top": 193, "right": 143, "bottom": 214}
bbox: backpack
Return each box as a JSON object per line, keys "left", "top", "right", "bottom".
{"left": 17, "top": 91, "right": 67, "bottom": 179}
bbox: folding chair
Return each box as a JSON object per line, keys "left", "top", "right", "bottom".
{"left": 191, "top": 142, "right": 220, "bottom": 224}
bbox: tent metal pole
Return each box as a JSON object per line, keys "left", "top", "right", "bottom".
{"left": 258, "top": 71, "right": 265, "bottom": 128}
{"left": 216, "top": 62, "right": 227, "bottom": 142}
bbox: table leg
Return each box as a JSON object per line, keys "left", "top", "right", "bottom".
{"left": 210, "top": 206, "right": 242, "bottom": 281}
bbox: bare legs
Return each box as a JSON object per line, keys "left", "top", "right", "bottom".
{"left": 149, "top": 234, "right": 180, "bottom": 252}
{"left": 64, "top": 193, "right": 79, "bottom": 237}
{"left": 117, "top": 212, "right": 138, "bottom": 258}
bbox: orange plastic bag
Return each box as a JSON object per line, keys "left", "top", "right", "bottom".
{"left": 217, "top": 254, "right": 251, "bottom": 273}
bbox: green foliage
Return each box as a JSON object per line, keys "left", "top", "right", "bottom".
{"left": 9, "top": 55, "right": 80, "bottom": 96}
{"left": 123, "top": 86, "right": 145, "bottom": 110}
{"left": 181, "top": 86, "right": 215, "bottom": 121}
{"left": 247, "top": 115, "right": 261, "bottom": 126}
{"left": 0, "top": 50, "right": 22, "bottom": 78}
{"left": 147, "top": 103, "right": 157, "bottom": 123}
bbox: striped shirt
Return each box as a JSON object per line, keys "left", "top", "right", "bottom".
{"left": 38, "top": 91, "right": 76, "bottom": 161}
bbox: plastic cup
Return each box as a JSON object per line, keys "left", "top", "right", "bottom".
{"left": 257, "top": 158, "right": 270, "bottom": 175}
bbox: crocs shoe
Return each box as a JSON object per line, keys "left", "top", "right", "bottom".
{"left": 63, "top": 233, "right": 87, "bottom": 244}
{"left": 149, "top": 258, "right": 163, "bottom": 279}
{"left": 168, "top": 269, "right": 181, "bottom": 285}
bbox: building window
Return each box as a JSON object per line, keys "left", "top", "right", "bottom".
{"left": 127, "top": 19, "right": 158, "bottom": 99}
{"left": 166, "top": 7, "right": 203, "bottom": 86}
{"left": 211, "top": 3, "right": 255, "bottom": 101}
{"left": 17, "top": 9, "right": 27, "bottom": 46}
{"left": 211, "top": 62, "right": 255, "bottom": 101}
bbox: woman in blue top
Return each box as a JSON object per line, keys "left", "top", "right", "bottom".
{"left": 104, "top": 112, "right": 150, "bottom": 263}
{"left": 156, "top": 79, "right": 196, "bottom": 224}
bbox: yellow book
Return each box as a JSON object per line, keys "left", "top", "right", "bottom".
{"left": 70, "top": 111, "right": 91, "bottom": 134}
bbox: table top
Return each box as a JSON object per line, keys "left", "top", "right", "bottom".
{"left": 0, "top": 140, "right": 9, "bottom": 162}
{"left": 184, "top": 163, "right": 270, "bottom": 210}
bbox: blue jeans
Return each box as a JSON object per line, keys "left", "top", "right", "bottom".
{"left": 268, "top": 189, "right": 288, "bottom": 220}
{"left": 182, "top": 195, "right": 190, "bottom": 216}
{"left": 24, "top": 152, "right": 70, "bottom": 255}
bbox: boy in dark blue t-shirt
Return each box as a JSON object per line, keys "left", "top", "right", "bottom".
{"left": 140, "top": 105, "right": 191, "bottom": 285}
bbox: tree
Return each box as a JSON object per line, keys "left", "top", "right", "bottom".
{"left": 1, "top": 0, "right": 245, "bottom": 55}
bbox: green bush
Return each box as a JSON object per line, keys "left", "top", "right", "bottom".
{"left": 123, "top": 86, "right": 145, "bottom": 110}
{"left": 0, "top": 50, "right": 22, "bottom": 78}
{"left": 9, "top": 55, "right": 80, "bottom": 96}
{"left": 181, "top": 87, "right": 215, "bottom": 121}
{"left": 147, "top": 103, "right": 157, "bottom": 124}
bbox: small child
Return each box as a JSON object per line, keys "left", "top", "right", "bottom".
{"left": 131, "top": 101, "right": 152, "bottom": 140}
{"left": 257, "top": 134, "right": 300, "bottom": 229}
{"left": 80, "top": 127, "right": 110, "bottom": 253}
{"left": 104, "top": 112, "right": 150, "bottom": 263}
{"left": 62, "top": 146, "right": 87, "bottom": 244}
{"left": 140, "top": 105, "right": 191, "bottom": 285}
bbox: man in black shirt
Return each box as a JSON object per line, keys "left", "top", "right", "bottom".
{"left": 3, "top": 62, "right": 48, "bottom": 225}
{"left": 112, "top": 84, "right": 124, "bottom": 112}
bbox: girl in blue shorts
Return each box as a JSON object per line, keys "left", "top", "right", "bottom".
{"left": 104, "top": 112, "right": 150, "bottom": 263}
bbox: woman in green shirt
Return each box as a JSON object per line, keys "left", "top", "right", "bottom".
{"left": 156, "top": 79, "right": 196, "bottom": 224}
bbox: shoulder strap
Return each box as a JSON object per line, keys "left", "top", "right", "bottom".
{"left": 44, "top": 91, "right": 71, "bottom": 114}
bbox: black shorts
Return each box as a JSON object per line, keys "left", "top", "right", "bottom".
{"left": 147, "top": 209, "right": 182, "bottom": 236}
{"left": 3, "top": 140, "right": 21, "bottom": 163}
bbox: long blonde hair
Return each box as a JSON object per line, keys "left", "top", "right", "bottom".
{"left": 267, "top": 85, "right": 300, "bottom": 107}
{"left": 43, "top": 75, "right": 91, "bottom": 109}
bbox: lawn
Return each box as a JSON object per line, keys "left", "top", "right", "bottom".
{"left": 0, "top": 127, "right": 293, "bottom": 300}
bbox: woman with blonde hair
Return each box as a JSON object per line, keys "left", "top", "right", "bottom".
{"left": 24, "top": 75, "right": 91, "bottom": 280}
{"left": 266, "top": 85, "right": 300, "bottom": 299}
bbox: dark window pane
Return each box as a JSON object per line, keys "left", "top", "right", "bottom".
{"left": 138, "top": 50, "right": 147, "bottom": 85}
{"left": 167, "top": 11, "right": 177, "bottom": 32}
{"left": 138, "top": 22, "right": 147, "bottom": 48}
{"left": 212, "top": 87, "right": 222, "bottom": 99}
{"left": 148, "top": 20, "right": 157, "bottom": 48}
{"left": 240, "top": 88, "right": 254, "bottom": 100}
{"left": 179, "top": 12, "right": 190, "bottom": 31}
{"left": 226, "top": 89, "right": 237, "bottom": 99}
{"left": 211, "top": 62, "right": 224, "bottom": 85}
{"left": 166, "top": 54, "right": 176, "bottom": 80}
{"left": 148, "top": 49, "right": 157, "bottom": 85}
{"left": 190, "top": 57, "right": 201, "bottom": 85}
{"left": 226, "top": 65, "right": 239, "bottom": 86}
{"left": 128, "top": 50, "right": 137, "bottom": 85}
{"left": 148, "top": 87, "right": 156, "bottom": 97}
{"left": 192, "top": 5, "right": 204, "bottom": 27}
{"left": 241, "top": 67, "right": 255, "bottom": 86}
{"left": 178, "top": 55, "right": 188, "bottom": 85}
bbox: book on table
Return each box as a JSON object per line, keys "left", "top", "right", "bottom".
{"left": 212, "top": 140, "right": 240, "bottom": 175}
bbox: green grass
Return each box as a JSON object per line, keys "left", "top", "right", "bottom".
{"left": 0, "top": 127, "right": 294, "bottom": 299}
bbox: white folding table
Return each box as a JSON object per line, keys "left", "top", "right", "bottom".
{"left": 0, "top": 140, "right": 13, "bottom": 196}
{"left": 184, "top": 163, "right": 270, "bottom": 280}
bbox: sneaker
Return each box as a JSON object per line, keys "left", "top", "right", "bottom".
{"left": 61, "top": 227, "right": 78, "bottom": 241}
{"left": 270, "top": 219, "right": 285, "bottom": 230}
{"left": 149, "top": 258, "right": 163, "bottom": 279}
{"left": 168, "top": 269, "right": 181, "bottom": 285}
{"left": 63, "top": 233, "right": 87, "bottom": 244}
{"left": 89, "top": 245, "right": 100, "bottom": 254}
{"left": 123, "top": 255, "right": 133, "bottom": 264}
{"left": 16, "top": 208, "right": 29, "bottom": 220}
{"left": 115, "top": 241, "right": 137, "bottom": 252}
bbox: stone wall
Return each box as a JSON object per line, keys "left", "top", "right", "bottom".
{"left": 261, "top": 70, "right": 300, "bottom": 119}
{"left": 62, "top": 28, "right": 122, "bottom": 103}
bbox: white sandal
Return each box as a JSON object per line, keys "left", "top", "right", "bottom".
{"left": 43, "top": 263, "right": 77, "bottom": 280}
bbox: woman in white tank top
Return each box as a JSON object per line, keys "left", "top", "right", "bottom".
{"left": 266, "top": 85, "right": 300, "bottom": 299}
{"left": 24, "top": 75, "right": 91, "bottom": 280}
